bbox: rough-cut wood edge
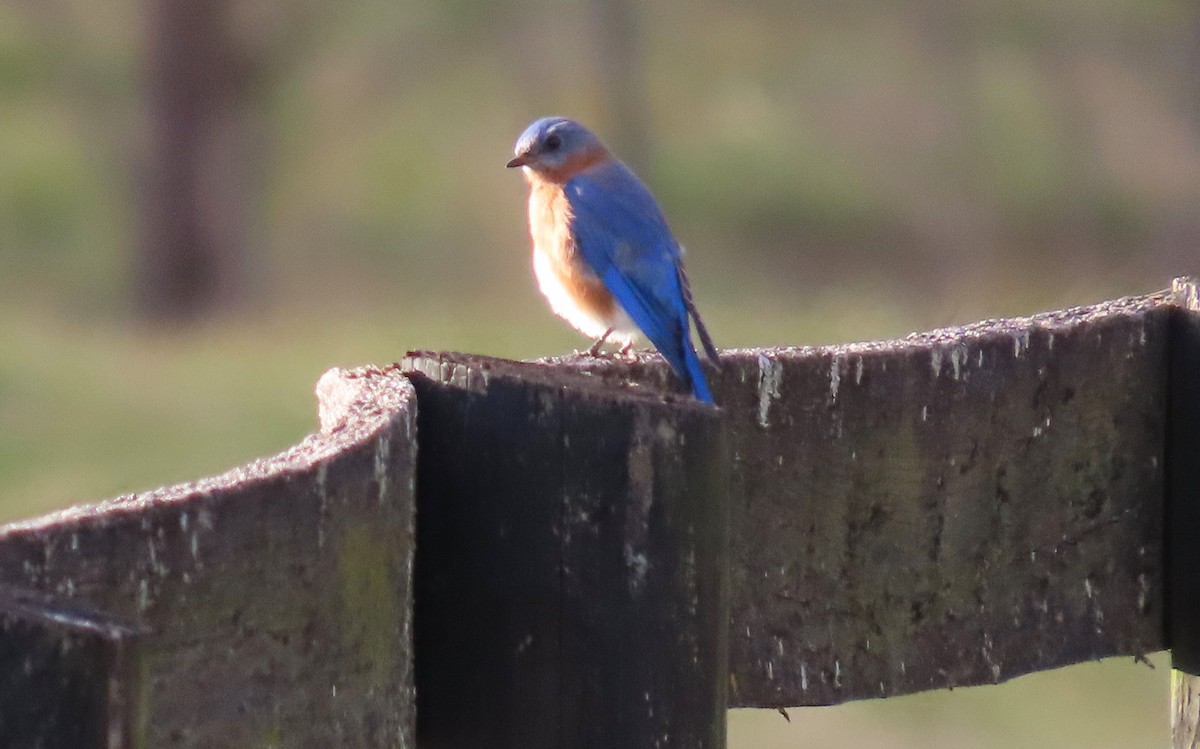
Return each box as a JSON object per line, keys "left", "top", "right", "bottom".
{"left": 1170, "top": 276, "right": 1200, "bottom": 749}
{"left": 542, "top": 290, "right": 1172, "bottom": 446}
{"left": 0, "top": 365, "right": 418, "bottom": 748}
{"left": 1, "top": 365, "right": 412, "bottom": 536}
{"left": 544, "top": 288, "right": 1170, "bottom": 375}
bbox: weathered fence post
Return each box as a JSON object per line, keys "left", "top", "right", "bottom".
{"left": 1170, "top": 276, "right": 1200, "bottom": 749}
{"left": 0, "top": 585, "right": 145, "bottom": 748}
{"left": 0, "top": 367, "right": 418, "bottom": 748}
{"left": 406, "top": 352, "right": 729, "bottom": 749}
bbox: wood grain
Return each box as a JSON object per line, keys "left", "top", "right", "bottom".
{"left": 555, "top": 289, "right": 1171, "bottom": 706}
{"left": 0, "top": 366, "right": 417, "bottom": 748}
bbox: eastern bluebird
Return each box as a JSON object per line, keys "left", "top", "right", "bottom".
{"left": 507, "top": 117, "right": 721, "bottom": 403}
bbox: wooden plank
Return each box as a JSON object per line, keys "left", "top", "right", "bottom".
{"left": 553, "top": 289, "right": 1171, "bottom": 706}
{"left": 1174, "top": 670, "right": 1200, "bottom": 749}
{"left": 405, "top": 352, "right": 729, "bottom": 749}
{"left": 0, "top": 584, "right": 145, "bottom": 748}
{"left": 0, "top": 366, "right": 417, "bottom": 748}
{"left": 1169, "top": 276, "right": 1200, "bottom": 749}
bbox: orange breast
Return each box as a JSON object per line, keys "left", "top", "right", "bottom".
{"left": 528, "top": 182, "right": 614, "bottom": 321}
{"left": 527, "top": 179, "right": 618, "bottom": 336}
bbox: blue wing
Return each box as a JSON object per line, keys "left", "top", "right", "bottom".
{"left": 564, "top": 162, "right": 713, "bottom": 403}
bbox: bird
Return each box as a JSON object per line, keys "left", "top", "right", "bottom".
{"left": 506, "top": 116, "right": 720, "bottom": 403}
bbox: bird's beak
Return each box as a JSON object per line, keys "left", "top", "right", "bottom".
{"left": 506, "top": 153, "right": 528, "bottom": 169}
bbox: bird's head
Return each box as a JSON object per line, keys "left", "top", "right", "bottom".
{"left": 507, "top": 117, "right": 608, "bottom": 181}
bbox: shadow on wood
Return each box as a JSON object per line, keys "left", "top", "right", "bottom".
{"left": 0, "top": 584, "right": 144, "bottom": 749}
{"left": 1169, "top": 277, "right": 1200, "bottom": 749}
{"left": 406, "top": 352, "right": 729, "bottom": 749}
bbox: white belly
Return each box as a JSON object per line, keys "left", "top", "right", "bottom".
{"left": 533, "top": 248, "right": 638, "bottom": 345}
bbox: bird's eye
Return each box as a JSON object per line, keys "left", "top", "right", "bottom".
{"left": 545, "top": 134, "right": 562, "bottom": 151}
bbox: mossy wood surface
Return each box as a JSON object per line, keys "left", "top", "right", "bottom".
{"left": 557, "top": 289, "right": 1172, "bottom": 707}
{"left": 0, "top": 368, "right": 417, "bottom": 748}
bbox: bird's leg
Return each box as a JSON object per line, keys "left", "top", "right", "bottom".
{"left": 584, "top": 327, "right": 615, "bottom": 357}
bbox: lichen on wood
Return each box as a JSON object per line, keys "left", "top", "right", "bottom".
{"left": 556, "top": 289, "right": 1172, "bottom": 707}
{"left": 0, "top": 366, "right": 418, "bottom": 748}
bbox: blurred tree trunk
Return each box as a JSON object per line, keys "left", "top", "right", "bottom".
{"left": 138, "top": 0, "right": 257, "bottom": 322}
{"left": 591, "top": 0, "right": 651, "bottom": 172}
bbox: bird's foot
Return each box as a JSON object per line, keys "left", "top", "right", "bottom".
{"left": 616, "top": 343, "right": 643, "bottom": 361}
{"left": 580, "top": 328, "right": 615, "bottom": 357}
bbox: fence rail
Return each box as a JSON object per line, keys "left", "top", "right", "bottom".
{"left": 0, "top": 369, "right": 417, "bottom": 748}
{"left": 552, "top": 287, "right": 1170, "bottom": 707}
{"left": 0, "top": 278, "right": 1195, "bottom": 748}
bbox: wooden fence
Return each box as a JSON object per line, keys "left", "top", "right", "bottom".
{"left": 0, "top": 277, "right": 1196, "bottom": 748}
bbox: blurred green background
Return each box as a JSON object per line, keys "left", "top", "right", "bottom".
{"left": 0, "top": 0, "right": 1192, "bottom": 745}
